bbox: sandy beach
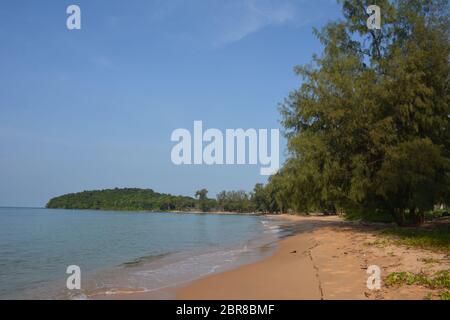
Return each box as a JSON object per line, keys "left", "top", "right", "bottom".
{"left": 176, "top": 215, "right": 449, "bottom": 300}
{"left": 93, "top": 215, "right": 449, "bottom": 300}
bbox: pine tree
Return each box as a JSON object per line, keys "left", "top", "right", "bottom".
{"left": 278, "top": 0, "right": 450, "bottom": 225}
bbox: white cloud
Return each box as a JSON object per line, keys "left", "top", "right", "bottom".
{"left": 213, "top": 0, "right": 298, "bottom": 45}
{"left": 140, "top": 0, "right": 325, "bottom": 47}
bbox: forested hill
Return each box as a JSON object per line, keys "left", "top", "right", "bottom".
{"left": 46, "top": 188, "right": 197, "bottom": 212}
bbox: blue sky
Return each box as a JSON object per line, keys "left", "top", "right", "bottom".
{"left": 0, "top": 0, "right": 342, "bottom": 207}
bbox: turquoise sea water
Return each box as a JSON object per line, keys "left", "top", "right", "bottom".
{"left": 0, "top": 207, "right": 286, "bottom": 299}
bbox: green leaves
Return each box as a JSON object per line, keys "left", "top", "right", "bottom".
{"left": 274, "top": 0, "right": 450, "bottom": 223}
{"left": 375, "top": 139, "right": 448, "bottom": 210}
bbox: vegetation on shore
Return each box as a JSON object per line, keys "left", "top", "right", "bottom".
{"left": 386, "top": 270, "right": 450, "bottom": 289}
{"left": 245, "top": 0, "right": 450, "bottom": 226}
{"left": 46, "top": 188, "right": 197, "bottom": 212}
{"left": 366, "top": 218, "right": 450, "bottom": 299}
{"left": 362, "top": 218, "right": 450, "bottom": 252}
{"left": 46, "top": 187, "right": 268, "bottom": 213}
{"left": 385, "top": 270, "right": 450, "bottom": 300}
{"left": 382, "top": 223, "right": 450, "bottom": 251}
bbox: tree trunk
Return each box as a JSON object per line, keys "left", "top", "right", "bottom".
{"left": 411, "top": 208, "right": 425, "bottom": 226}
{"left": 393, "top": 208, "right": 405, "bottom": 226}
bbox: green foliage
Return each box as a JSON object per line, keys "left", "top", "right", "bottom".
{"left": 46, "top": 188, "right": 197, "bottom": 212}
{"left": 345, "top": 210, "right": 394, "bottom": 223}
{"left": 195, "top": 189, "right": 211, "bottom": 212}
{"left": 346, "top": 208, "right": 447, "bottom": 223}
{"left": 385, "top": 271, "right": 426, "bottom": 286}
{"left": 216, "top": 190, "right": 254, "bottom": 213}
{"left": 385, "top": 270, "right": 450, "bottom": 290}
{"left": 250, "top": 180, "right": 287, "bottom": 214}
{"left": 440, "top": 291, "right": 450, "bottom": 300}
{"left": 273, "top": 0, "right": 450, "bottom": 224}
{"left": 423, "top": 292, "right": 434, "bottom": 300}
{"left": 382, "top": 224, "right": 450, "bottom": 251}
{"left": 426, "top": 209, "right": 448, "bottom": 219}
{"left": 46, "top": 188, "right": 259, "bottom": 214}
{"left": 195, "top": 189, "right": 208, "bottom": 201}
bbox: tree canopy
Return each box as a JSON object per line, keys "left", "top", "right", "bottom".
{"left": 262, "top": 0, "right": 450, "bottom": 225}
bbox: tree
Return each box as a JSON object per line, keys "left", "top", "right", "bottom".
{"left": 279, "top": 0, "right": 450, "bottom": 225}
{"left": 195, "top": 189, "right": 210, "bottom": 212}
{"left": 251, "top": 183, "right": 268, "bottom": 212}
{"left": 216, "top": 190, "right": 253, "bottom": 213}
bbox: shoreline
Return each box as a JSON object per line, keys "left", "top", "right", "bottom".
{"left": 176, "top": 215, "right": 341, "bottom": 300}
{"left": 97, "top": 215, "right": 449, "bottom": 300}
{"left": 44, "top": 207, "right": 265, "bottom": 216}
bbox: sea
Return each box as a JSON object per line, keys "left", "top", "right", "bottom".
{"left": 0, "top": 207, "right": 290, "bottom": 299}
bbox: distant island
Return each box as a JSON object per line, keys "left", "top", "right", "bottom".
{"left": 45, "top": 187, "right": 262, "bottom": 213}
{"left": 46, "top": 188, "right": 197, "bottom": 212}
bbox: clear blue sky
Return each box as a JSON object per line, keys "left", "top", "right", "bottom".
{"left": 0, "top": 0, "right": 342, "bottom": 207}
